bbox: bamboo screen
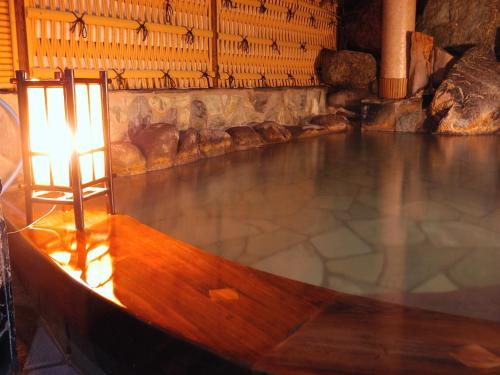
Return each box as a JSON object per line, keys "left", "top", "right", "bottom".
{"left": 217, "top": 0, "right": 337, "bottom": 88}
{"left": 23, "top": 0, "right": 336, "bottom": 89}
{"left": 0, "top": 0, "right": 18, "bottom": 89}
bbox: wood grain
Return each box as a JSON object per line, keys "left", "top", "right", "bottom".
{"left": 4, "top": 201, "right": 500, "bottom": 374}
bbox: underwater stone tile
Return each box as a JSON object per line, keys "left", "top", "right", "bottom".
{"left": 480, "top": 209, "right": 500, "bottom": 234}
{"left": 377, "top": 246, "right": 470, "bottom": 291}
{"left": 348, "top": 218, "right": 426, "bottom": 247}
{"left": 326, "top": 253, "right": 384, "bottom": 284}
{"left": 421, "top": 221, "right": 500, "bottom": 247}
{"left": 311, "top": 226, "right": 372, "bottom": 259}
{"left": 400, "top": 201, "right": 462, "bottom": 221}
{"left": 240, "top": 229, "right": 308, "bottom": 264}
{"left": 429, "top": 187, "right": 493, "bottom": 217}
{"left": 412, "top": 273, "right": 459, "bottom": 293}
{"left": 274, "top": 208, "right": 341, "bottom": 236}
{"left": 308, "top": 194, "right": 354, "bottom": 211}
{"left": 448, "top": 248, "right": 500, "bottom": 288}
{"left": 337, "top": 201, "right": 380, "bottom": 221}
{"left": 251, "top": 243, "right": 324, "bottom": 286}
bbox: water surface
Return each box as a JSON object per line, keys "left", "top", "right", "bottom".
{"left": 115, "top": 132, "right": 500, "bottom": 322}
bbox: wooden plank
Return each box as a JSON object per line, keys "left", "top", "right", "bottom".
{"left": 6, "top": 208, "right": 333, "bottom": 367}
{"left": 5, "top": 199, "right": 500, "bottom": 374}
{"left": 254, "top": 296, "right": 500, "bottom": 375}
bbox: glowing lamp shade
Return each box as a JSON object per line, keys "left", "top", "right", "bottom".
{"left": 16, "top": 69, "right": 115, "bottom": 230}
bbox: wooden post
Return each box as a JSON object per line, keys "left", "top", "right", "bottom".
{"left": 211, "top": 0, "right": 219, "bottom": 88}
{"left": 13, "top": 0, "right": 29, "bottom": 71}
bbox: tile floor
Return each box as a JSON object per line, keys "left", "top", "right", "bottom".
{"left": 115, "top": 132, "right": 500, "bottom": 322}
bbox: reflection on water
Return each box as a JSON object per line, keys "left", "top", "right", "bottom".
{"left": 115, "top": 132, "right": 500, "bottom": 321}
{"left": 30, "top": 211, "right": 124, "bottom": 307}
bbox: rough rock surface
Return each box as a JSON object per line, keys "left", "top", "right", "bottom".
{"left": 309, "top": 114, "right": 350, "bottom": 132}
{"left": 362, "top": 98, "right": 423, "bottom": 132}
{"left": 226, "top": 126, "right": 264, "bottom": 150}
{"left": 327, "top": 88, "right": 374, "bottom": 111}
{"left": 287, "top": 124, "right": 331, "bottom": 139}
{"left": 131, "top": 123, "right": 179, "bottom": 170}
{"left": 109, "top": 88, "right": 326, "bottom": 138}
{"left": 409, "top": 32, "right": 435, "bottom": 96}
{"left": 319, "top": 50, "right": 377, "bottom": 89}
{"left": 418, "top": 0, "right": 499, "bottom": 54}
{"left": 253, "top": 121, "right": 292, "bottom": 143}
{"left": 431, "top": 48, "right": 456, "bottom": 88}
{"left": 111, "top": 142, "right": 147, "bottom": 176}
{"left": 396, "top": 111, "right": 426, "bottom": 133}
{"left": 431, "top": 47, "right": 500, "bottom": 134}
{"left": 176, "top": 128, "right": 201, "bottom": 166}
{"left": 198, "top": 129, "right": 233, "bottom": 158}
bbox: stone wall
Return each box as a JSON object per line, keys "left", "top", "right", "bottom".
{"left": 0, "top": 87, "right": 328, "bottom": 181}
{"left": 109, "top": 87, "right": 327, "bottom": 143}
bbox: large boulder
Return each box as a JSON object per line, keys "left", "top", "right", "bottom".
{"left": 111, "top": 142, "right": 147, "bottom": 176}
{"left": 319, "top": 50, "right": 377, "bottom": 89}
{"left": 252, "top": 121, "right": 292, "bottom": 143}
{"left": 430, "top": 47, "right": 500, "bottom": 134}
{"left": 226, "top": 126, "right": 264, "bottom": 150}
{"left": 327, "top": 88, "right": 374, "bottom": 111}
{"left": 309, "top": 114, "right": 350, "bottom": 133}
{"left": 198, "top": 129, "right": 233, "bottom": 158}
{"left": 287, "top": 124, "right": 331, "bottom": 139}
{"left": 418, "top": 0, "right": 499, "bottom": 54}
{"left": 131, "top": 123, "right": 179, "bottom": 170}
{"left": 431, "top": 47, "right": 456, "bottom": 88}
{"left": 176, "top": 128, "right": 201, "bottom": 166}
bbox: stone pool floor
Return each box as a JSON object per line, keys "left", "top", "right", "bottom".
{"left": 115, "top": 131, "right": 500, "bottom": 322}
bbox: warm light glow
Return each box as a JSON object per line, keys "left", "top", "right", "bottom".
{"left": 27, "top": 82, "right": 106, "bottom": 187}
{"left": 75, "top": 83, "right": 106, "bottom": 183}
{"left": 27, "top": 87, "right": 72, "bottom": 187}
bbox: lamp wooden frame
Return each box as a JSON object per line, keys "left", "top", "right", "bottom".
{"left": 15, "top": 68, "right": 115, "bottom": 230}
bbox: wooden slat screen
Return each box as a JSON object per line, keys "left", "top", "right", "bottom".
{"left": 23, "top": 0, "right": 336, "bottom": 89}
{"left": 0, "top": 0, "right": 18, "bottom": 89}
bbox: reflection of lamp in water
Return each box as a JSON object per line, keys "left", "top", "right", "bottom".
{"left": 15, "top": 69, "right": 115, "bottom": 230}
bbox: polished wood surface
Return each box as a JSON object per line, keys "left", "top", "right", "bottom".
{"left": 5, "top": 203, "right": 500, "bottom": 374}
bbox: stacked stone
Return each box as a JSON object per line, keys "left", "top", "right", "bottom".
{"left": 112, "top": 115, "right": 350, "bottom": 176}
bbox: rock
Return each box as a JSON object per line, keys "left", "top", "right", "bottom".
{"left": 327, "top": 88, "right": 373, "bottom": 111}
{"left": 431, "top": 48, "right": 456, "bottom": 88}
{"left": 226, "top": 126, "right": 264, "bottom": 150}
{"left": 198, "top": 129, "right": 233, "bottom": 158}
{"left": 408, "top": 32, "right": 434, "bottom": 96}
{"left": 252, "top": 121, "right": 292, "bottom": 143}
{"left": 309, "top": 114, "right": 350, "bottom": 133}
{"left": 175, "top": 128, "right": 200, "bottom": 166}
{"left": 343, "top": 0, "right": 382, "bottom": 54}
{"left": 431, "top": 47, "right": 500, "bottom": 134}
{"left": 319, "top": 49, "right": 377, "bottom": 89}
{"left": 111, "top": 142, "right": 147, "bottom": 176}
{"left": 287, "top": 124, "right": 331, "bottom": 139}
{"left": 190, "top": 99, "right": 208, "bottom": 128}
{"left": 127, "top": 96, "right": 152, "bottom": 140}
{"left": 131, "top": 123, "right": 179, "bottom": 171}
{"left": 326, "top": 106, "right": 359, "bottom": 119}
{"left": 418, "top": 0, "right": 499, "bottom": 54}
{"left": 396, "top": 111, "right": 427, "bottom": 133}
{"left": 362, "top": 98, "right": 423, "bottom": 132}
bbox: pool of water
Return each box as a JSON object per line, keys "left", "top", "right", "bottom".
{"left": 115, "top": 131, "right": 500, "bottom": 322}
